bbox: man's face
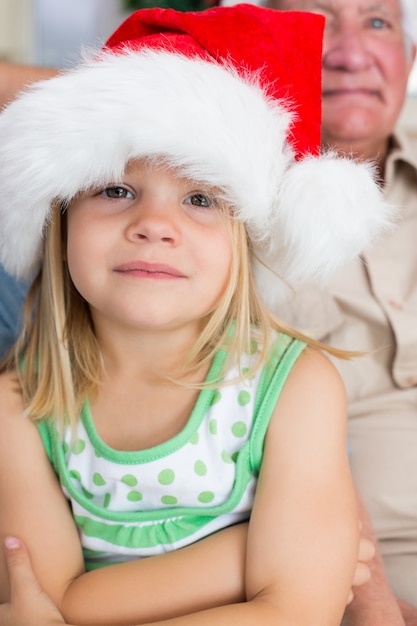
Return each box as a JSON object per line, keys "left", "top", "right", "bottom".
{"left": 267, "top": 0, "right": 416, "bottom": 159}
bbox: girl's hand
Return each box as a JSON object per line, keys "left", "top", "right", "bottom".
{"left": 347, "top": 533, "right": 375, "bottom": 604}
{"left": 0, "top": 537, "right": 67, "bottom": 626}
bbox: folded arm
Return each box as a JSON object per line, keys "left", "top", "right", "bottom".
{"left": 0, "top": 349, "right": 359, "bottom": 625}
{"left": 65, "top": 348, "right": 359, "bottom": 626}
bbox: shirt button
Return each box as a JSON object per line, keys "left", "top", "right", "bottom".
{"left": 388, "top": 300, "right": 404, "bottom": 311}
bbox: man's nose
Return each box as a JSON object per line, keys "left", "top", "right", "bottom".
{"left": 323, "top": 25, "right": 373, "bottom": 72}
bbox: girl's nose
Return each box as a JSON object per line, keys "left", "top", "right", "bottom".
{"left": 125, "top": 200, "right": 181, "bottom": 245}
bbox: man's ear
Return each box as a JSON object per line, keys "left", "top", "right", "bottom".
{"left": 407, "top": 43, "right": 417, "bottom": 75}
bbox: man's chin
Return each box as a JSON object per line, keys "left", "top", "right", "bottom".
{"left": 321, "top": 108, "right": 385, "bottom": 146}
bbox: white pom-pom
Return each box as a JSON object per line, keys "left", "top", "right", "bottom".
{"left": 252, "top": 152, "right": 397, "bottom": 309}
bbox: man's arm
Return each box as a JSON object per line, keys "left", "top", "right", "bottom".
{"left": 0, "top": 62, "right": 58, "bottom": 110}
{"left": 397, "top": 599, "right": 417, "bottom": 626}
{"left": 342, "top": 488, "right": 408, "bottom": 626}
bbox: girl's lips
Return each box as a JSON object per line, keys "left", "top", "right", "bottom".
{"left": 114, "top": 261, "right": 186, "bottom": 278}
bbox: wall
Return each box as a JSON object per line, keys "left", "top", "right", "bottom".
{"left": 0, "top": 0, "right": 127, "bottom": 66}
{"left": 0, "top": 0, "right": 33, "bottom": 63}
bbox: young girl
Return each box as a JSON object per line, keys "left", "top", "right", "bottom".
{"left": 0, "top": 4, "right": 392, "bottom": 626}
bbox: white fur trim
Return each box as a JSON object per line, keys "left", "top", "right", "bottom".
{"left": 0, "top": 48, "right": 395, "bottom": 307}
{"left": 253, "top": 154, "right": 396, "bottom": 310}
{"left": 0, "top": 49, "right": 292, "bottom": 280}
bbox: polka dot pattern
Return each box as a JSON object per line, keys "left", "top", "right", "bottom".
{"left": 231, "top": 421, "right": 247, "bottom": 438}
{"left": 64, "top": 369, "right": 258, "bottom": 513}
{"left": 161, "top": 495, "right": 178, "bottom": 505}
{"left": 71, "top": 439, "right": 86, "bottom": 455}
{"left": 194, "top": 460, "right": 207, "bottom": 476}
{"left": 65, "top": 337, "right": 304, "bottom": 512}
{"left": 127, "top": 491, "right": 143, "bottom": 502}
{"left": 198, "top": 491, "right": 215, "bottom": 504}
{"left": 93, "top": 473, "right": 106, "bottom": 486}
{"left": 158, "top": 469, "right": 175, "bottom": 485}
{"left": 48, "top": 333, "right": 304, "bottom": 565}
{"left": 121, "top": 475, "right": 138, "bottom": 487}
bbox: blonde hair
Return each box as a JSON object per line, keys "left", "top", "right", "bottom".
{"left": 1, "top": 194, "right": 353, "bottom": 430}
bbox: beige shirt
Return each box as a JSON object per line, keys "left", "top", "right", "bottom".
{"left": 277, "top": 134, "right": 417, "bottom": 606}
{"left": 279, "top": 129, "right": 417, "bottom": 415}
{"left": 278, "top": 132, "right": 417, "bottom": 599}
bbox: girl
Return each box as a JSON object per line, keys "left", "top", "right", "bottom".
{"left": 0, "top": 5, "right": 392, "bottom": 626}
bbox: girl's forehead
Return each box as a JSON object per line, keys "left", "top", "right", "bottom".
{"left": 122, "top": 158, "right": 225, "bottom": 192}
{"left": 124, "top": 158, "right": 180, "bottom": 177}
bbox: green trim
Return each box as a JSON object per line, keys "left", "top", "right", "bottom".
{"left": 51, "top": 419, "right": 255, "bottom": 523}
{"left": 249, "top": 337, "right": 307, "bottom": 473}
{"left": 36, "top": 419, "right": 57, "bottom": 472}
{"left": 75, "top": 512, "right": 220, "bottom": 550}
{"left": 80, "top": 346, "right": 229, "bottom": 464}
{"left": 36, "top": 333, "right": 306, "bottom": 548}
{"left": 39, "top": 343, "right": 254, "bottom": 523}
{"left": 84, "top": 559, "right": 113, "bottom": 571}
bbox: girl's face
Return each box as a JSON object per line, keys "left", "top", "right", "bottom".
{"left": 65, "top": 160, "right": 233, "bottom": 337}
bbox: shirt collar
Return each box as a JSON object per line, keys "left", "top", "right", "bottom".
{"left": 385, "top": 128, "right": 417, "bottom": 186}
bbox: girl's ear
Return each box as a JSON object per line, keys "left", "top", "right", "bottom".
{"left": 407, "top": 43, "right": 416, "bottom": 74}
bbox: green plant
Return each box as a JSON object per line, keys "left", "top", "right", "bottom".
{"left": 124, "top": 0, "right": 217, "bottom": 11}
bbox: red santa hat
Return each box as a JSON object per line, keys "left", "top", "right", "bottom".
{"left": 0, "top": 4, "right": 394, "bottom": 307}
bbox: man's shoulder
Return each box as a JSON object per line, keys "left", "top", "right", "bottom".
{"left": 275, "top": 284, "right": 343, "bottom": 342}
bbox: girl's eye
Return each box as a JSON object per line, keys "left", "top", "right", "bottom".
{"left": 186, "top": 193, "right": 213, "bottom": 208}
{"left": 100, "top": 186, "right": 134, "bottom": 200}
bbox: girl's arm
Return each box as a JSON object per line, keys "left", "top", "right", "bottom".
{"left": 0, "top": 371, "right": 246, "bottom": 620}
{"left": 0, "top": 371, "right": 85, "bottom": 605}
{"left": 0, "top": 346, "right": 358, "bottom": 626}
{"left": 1, "top": 529, "right": 373, "bottom": 626}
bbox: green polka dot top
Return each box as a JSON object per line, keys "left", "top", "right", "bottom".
{"left": 37, "top": 332, "right": 306, "bottom": 571}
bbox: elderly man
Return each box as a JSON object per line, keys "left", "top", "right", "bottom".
{"left": 260, "top": 0, "right": 417, "bottom": 624}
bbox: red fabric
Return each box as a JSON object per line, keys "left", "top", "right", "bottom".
{"left": 105, "top": 4, "right": 324, "bottom": 158}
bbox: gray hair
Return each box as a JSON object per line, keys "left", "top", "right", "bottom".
{"left": 401, "top": 0, "right": 417, "bottom": 46}
{"left": 221, "top": 0, "right": 417, "bottom": 48}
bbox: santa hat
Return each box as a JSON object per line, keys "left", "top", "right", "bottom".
{"left": 0, "top": 4, "right": 393, "bottom": 307}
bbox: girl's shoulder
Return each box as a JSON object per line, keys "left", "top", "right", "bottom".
{"left": 0, "top": 369, "right": 25, "bottom": 419}
{"left": 288, "top": 346, "right": 345, "bottom": 388}
{"left": 271, "top": 345, "right": 347, "bottom": 429}
{"left": 268, "top": 330, "right": 345, "bottom": 390}
{"left": 0, "top": 369, "right": 37, "bottom": 449}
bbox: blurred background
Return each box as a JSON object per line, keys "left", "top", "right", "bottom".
{"left": 0, "top": 0, "right": 416, "bottom": 131}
